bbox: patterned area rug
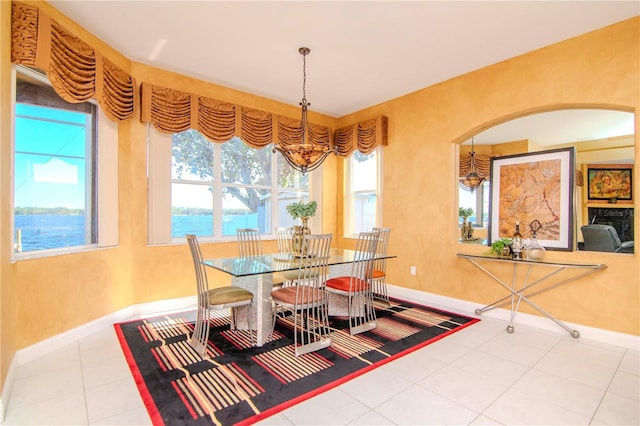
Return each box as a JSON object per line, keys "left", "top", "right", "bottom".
{"left": 115, "top": 298, "right": 479, "bottom": 425}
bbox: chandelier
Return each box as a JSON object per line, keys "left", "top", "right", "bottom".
{"left": 459, "top": 137, "right": 486, "bottom": 192}
{"left": 273, "top": 47, "right": 335, "bottom": 174}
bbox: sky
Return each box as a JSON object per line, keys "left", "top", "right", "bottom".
{"left": 14, "top": 104, "right": 88, "bottom": 209}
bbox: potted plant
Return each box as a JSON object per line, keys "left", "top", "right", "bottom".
{"left": 286, "top": 200, "right": 318, "bottom": 220}
{"left": 459, "top": 207, "right": 474, "bottom": 240}
{"left": 488, "top": 238, "right": 513, "bottom": 257}
{"left": 459, "top": 207, "right": 473, "bottom": 220}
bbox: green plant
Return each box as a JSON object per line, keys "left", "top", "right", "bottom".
{"left": 459, "top": 207, "right": 474, "bottom": 218}
{"left": 488, "top": 238, "right": 512, "bottom": 256}
{"left": 286, "top": 200, "right": 318, "bottom": 219}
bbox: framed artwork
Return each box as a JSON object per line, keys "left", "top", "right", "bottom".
{"left": 489, "top": 147, "right": 575, "bottom": 251}
{"left": 586, "top": 164, "right": 633, "bottom": 203}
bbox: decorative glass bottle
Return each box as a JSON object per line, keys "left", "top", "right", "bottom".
{"left": 526, "top": 219, "right": 546, "bottom": 260}
{"left": 512, "top": 221, "right": 523, "bottom": 259}
{"left": 460, "top": 217, "right": 474, "bottom": 241}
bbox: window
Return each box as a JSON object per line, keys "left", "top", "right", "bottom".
{"left": 12, "top": 66, "right": 118, "bottom": 258}
{"left": 345, "top": 149, "right": 380, "bottom": 236}
{"left": 459, "top": 181, "right": 490, "bottom": 228}
{"left": 154, "top": 129, "right": 312, "bottom": 241}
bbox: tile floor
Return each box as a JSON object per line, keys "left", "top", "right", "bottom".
{"left": 3, "top": 312, "right": 639, "bottom": 425}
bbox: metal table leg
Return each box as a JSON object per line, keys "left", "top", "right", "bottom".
{"left": 462, "top": 256, "right": 605, "bottom": 338}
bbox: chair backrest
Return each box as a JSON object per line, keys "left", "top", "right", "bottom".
{"left": 237, "top": 228, "right": 262, "bottom": 257}
{"left": 351, "top": 231, "right": 380, "bottom": 283}
{"left": 186, "top": 234, "right": 209, "bottom": 300}
{"left": 275, "top": 227, "right": 294, "bottom": 254}
{"left": 293, "top": 233, "right": 333, "bottom": 286}
{"left": 581, "top": 224, "right": 622, "bottom": 252}
{"left": 372, "top": 227, "right": 391, "bottom": 273}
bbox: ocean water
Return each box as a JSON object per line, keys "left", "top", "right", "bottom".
{"left": 14, "top": 214, "right": 260, "bottom": 252}
{"left": 14, "top": 214, "right": 87, "bottom": 251}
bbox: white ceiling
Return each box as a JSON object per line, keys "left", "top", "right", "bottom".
{"left": 473, "top": 109, "right": 635, "bottom": 146}
{"left": 49, "top": 1, "right": 638, "bottom": 142}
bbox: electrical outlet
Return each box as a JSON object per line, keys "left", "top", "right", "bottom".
{"left": 410, "top": 266, "right": 417, "bottom": 276}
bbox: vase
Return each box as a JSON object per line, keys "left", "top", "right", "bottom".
{"left": 460, "top": 218, "right": 474, "bottom": 241}
{"left": 499, "top": 245, "right": 512, "bottom": 258}
{"left": 292, "top": 216, "right": 311, "bottom": 255}
{"left": 525, "top": 236, "right": 546, "bottom": 260}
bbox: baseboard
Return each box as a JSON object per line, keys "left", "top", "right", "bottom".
{"left": 0, "top": 359, "right": 14, "bottom": 423}
{"left": 387, "top": 284, "right": 640, "bottom": 350}
{"left": 13, "top": 295, "right": 196, "bottom": 367}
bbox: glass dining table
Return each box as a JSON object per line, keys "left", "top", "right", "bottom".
{"left": 202, "top": 248, "right": 396, "bottom": 346}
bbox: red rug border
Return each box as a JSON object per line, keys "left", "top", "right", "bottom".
{"left": 114, "top": 298, "right": 480, "bottom": 426}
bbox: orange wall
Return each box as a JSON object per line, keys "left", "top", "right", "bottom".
{"left": 335, "top": 17, "right": 639, "bottom": 335}
{"left": 1, "top": 0, "right": 17, "bottom": 399}
{"left": 1, "top": 1, "right": 638, "bottom": 397}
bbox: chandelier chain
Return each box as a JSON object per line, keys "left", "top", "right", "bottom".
{"left": 272, "top": 46, "right": 335, "bottom": 174}
{"left": 300, "top": 47, "right": 310, "bottom": 108}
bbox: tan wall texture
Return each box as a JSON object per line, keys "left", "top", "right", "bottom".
{"left": 1, "top": 1, "right": 638, "bottom": 396}
{"left": 335, "top": 16, "right": 639, "bottom": 337}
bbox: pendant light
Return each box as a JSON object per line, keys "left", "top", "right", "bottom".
{"left": 459, "top": 137, "right": 486, "bottom": 192}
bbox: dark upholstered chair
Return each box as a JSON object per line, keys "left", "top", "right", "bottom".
{"left": 581, "top": 224, "right": 634, "bottom": 253}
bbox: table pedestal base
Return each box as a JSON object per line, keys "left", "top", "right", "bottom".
{"left": 232, "top": 273, "right": 273, "bottom": 347}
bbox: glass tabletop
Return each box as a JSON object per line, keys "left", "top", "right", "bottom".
{"left": 202, "top": 248, "right": 396, "bottom": 277}
{"left": 456, "top": 252, "right": 607, "bottom": 269}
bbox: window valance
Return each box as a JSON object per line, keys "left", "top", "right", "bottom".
{"left": 334, "top": 116, "right": 388, "bottom": 156}
{"left": 11, "top": 1, "right": 136, "bottom": 121}
{"left": 140, "top": 82, "right": 332, "bottom": 150}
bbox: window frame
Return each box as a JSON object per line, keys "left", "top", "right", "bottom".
{"left": 343, "top": 147, "right": 382, "bottom": 237}
{"left": 11, "top": 65, "right": 118, "bottom": 261}
{"left": 148, "top": 126, "right": 323, "bottom": 244}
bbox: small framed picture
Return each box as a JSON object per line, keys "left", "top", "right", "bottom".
{"left": 587, "top": 164, "right": 633, "bottom": 203}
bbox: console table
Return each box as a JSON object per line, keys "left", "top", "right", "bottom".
{"left": 457, "top": 253, "right": 607, "bottom": 338}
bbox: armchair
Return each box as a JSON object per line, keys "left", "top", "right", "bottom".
{"left": 581, "top": 224, "right": 634, "bottom": 253}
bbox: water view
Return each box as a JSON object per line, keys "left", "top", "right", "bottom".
{"left": 14, "top": 214, "right": 260, "bottom": 252}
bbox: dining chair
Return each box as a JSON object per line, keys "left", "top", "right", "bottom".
{"left": 326, "top": 231, "right": 379, "bottom": 335}
{"left": 371, "top": 227, "right": 391, "bottom": 305}
{"left": 236, "top": 228, "right": 288, "bottom": 287}
{"left": 271, "top": 233, "right": 333, "bottom": 356}
{"left": 236, "top": 228, "right": 263, "bottom": 257}
{"left": 275, "top": 227, "right": 294, "bottom": 255}
{"left": 186, "top": 234, "right": 254, "bottom": 357}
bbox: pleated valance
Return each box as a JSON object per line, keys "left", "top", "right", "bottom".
{"left": 334, "top": 116, "right": 388, "bottom": 156}
{"left": 140, "top": 82, "right": 333, "bottom": 149}
{"left": 11, "top": 2, "right": 388, "bottom": 151}
{"left": 11, "top": 1, "right": 136, "bottom": 121}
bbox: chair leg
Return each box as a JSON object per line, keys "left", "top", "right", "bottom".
{"left": 347, "top": 291, "right": 377, "bottom": 335}
{"left": 189, "top": 304, "right": 211, "bottom": 358}
{"left": 372, "top": 277, "right": 390, "bottom": 306}
{"left": 231, "top": 303, "right": 255, "bottom": 347}
{"left": 247, "top": 303, "right": 254, "bottom": 346}
{"left": 292, "top": 301, "right": 332, "bottom": 357}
